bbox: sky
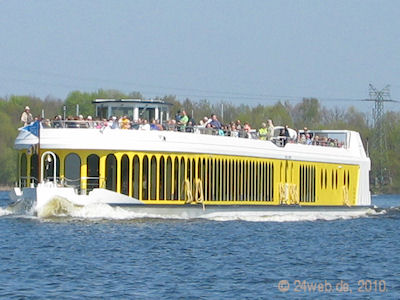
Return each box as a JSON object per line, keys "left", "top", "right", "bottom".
{"left": 1, "top": 0, "right": 400, "bottom": 113}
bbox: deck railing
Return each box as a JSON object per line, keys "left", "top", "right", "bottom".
{"left": 39, "top": 120, "right": 348, "bottom": 148}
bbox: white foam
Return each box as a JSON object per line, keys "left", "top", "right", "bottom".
{"left": 69, "top": 203, "right": 149, "bottom": 219}
{"left": 36, "top": 197, "right": 168, "bottom": 220}
{"left": 33, "top": 197, "right": 377, "bottom": 222}
{"left": 5, "top": 197, "right": 36, "bottom": 216}
{"left": 0, "top": 207, "right": 12, "bottom": 216}
{"left": 198, "top": 209, "right": 376, "bottom": 222}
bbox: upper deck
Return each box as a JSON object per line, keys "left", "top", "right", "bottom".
{"left": 15, "top": 120, "right": 370, "bottom": 167}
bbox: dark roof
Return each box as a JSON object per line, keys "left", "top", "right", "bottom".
{"left": 92, "top": 99, "right": 173, "bottom": 106}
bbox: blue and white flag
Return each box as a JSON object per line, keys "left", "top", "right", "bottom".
{"left": 21, "top": 120, "right": 41, "bottom": 137}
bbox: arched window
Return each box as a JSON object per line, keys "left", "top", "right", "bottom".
{"left": 335, "top": 170, "right": 338, "bottom": 189}
{"left": 325, "top": 169, "right": 328, "bottom": 189}
{"left": 105, "top": 154, "right": 117, "bottom": 191}
{"left": 87, "top": 154, "right": 100, "bottom": 191}
{"left": 20, "top": 153, "right": 27, "bottom": 187}
{"left": 192, "top": 158, "right": 196, "bottom": 191}
{"left": 254, "top": 161, "right": 259, "bottom": 200}
{"left": 121, "top": 155, "right": 129, "bottom": 195}
{"left": 65, "top": 153, "right": 81, "bottom": 190}
{"left": 142, "top": 156, "right": 149, "bottom": 200}
{"left": 30, "top": 154, "right": 39, "bottom": 185}
{"left": 132, "top": 155, "right": 140, "bottom": 199}
{"left": 347, "top": 171, "right": 350, "bottom": 189}
{"left": 166, "top": 157, "right": 172, "bottom": 200}
{"left": 209, "top": 158, "right": 214, "bottom": 200}
{"left": 222, "top": 159, "right": 226, "bottom": 201}
{"left": 159, "top": 156, "right": 165, "bottom": 200}
{"left": 216, "top": 159, "right": 221, "bottom": 201}
{"left": 269, "top": 162, "right": 274, "bottom": 201}
{"left": 201, "top": 158, "right": 207, "bottom": 200}
{"left": 180, "top": 157, "right": 185, "bottom": 200}
{"left": 173, "top": 157, "right": 179, "bottom": 200}
{"left": 43, "top": 153, "right": 60, "bottom": 182}
{"left": 150, "top": 156, "right": 157, "bottom": 200}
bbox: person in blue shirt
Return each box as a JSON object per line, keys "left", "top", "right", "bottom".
{"left": 209, "top": 114, "right": 221, "bottom": 130}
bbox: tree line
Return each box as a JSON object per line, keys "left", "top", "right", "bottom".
{"left": 0, "top": 89, "right": 398, "bottom": 193}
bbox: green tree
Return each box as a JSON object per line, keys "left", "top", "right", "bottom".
{"left": 194, "top": 99, "right": 213, "bottom": 121}
{"left": 292, "top": 98, "right": 321, "bottom": 129}
{"left": 376, "top": 111, "right": 400, "bottom": 193}
{"left": 265, "top": 101, "right": 293, "bottom": 127}
{"left": 182, "top": 98, "right": 195, "bottom": 120}
{"left": 65, "top": 91, "right": 95, "bottom": 117}
{"left": 128, "top": 91, "right": 143, "bottom": 99}
{"left": 160, "top": 95, "right": 181, "bottom": 120}
{"left": 219, "top": 101, "right": 237, "bottom": 125}
{"left": 0, "top": 109, "right": 18, "bottom": 185}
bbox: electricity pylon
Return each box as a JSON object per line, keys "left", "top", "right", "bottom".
{"left": 363, "top": 84, "right": 394, "bottom": 186}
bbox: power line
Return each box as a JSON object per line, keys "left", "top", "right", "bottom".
{"left": 0, "top": 74, "right": 381, "bottom": 104}
{"left": 1, "top": 64, "right": 400, "bottom": 105}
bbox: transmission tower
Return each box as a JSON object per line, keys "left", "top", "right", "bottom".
{"left": 363, "top": 84, "right": 393, "bottom": 186}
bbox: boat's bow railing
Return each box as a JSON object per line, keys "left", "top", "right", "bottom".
{"left": 83, "top": 176, "right": 106, "bottom": 192}
{"left": 19, "top": 176, "right": 38, "bottom": 188}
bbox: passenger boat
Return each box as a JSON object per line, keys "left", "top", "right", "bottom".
{"left": 9, "top": 99, "right": 372, "bottom": 218}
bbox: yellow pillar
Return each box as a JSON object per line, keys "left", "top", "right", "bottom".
{"left": 128, "top": 154, "right": 133, "bottom": 197}
{"left": 155, "top": 155, "right": 160, "bottom": 201}
{"left": 99, "top": 155, "right": 106, "bottom": 189}
{"left": 114, "top": 153, "right": 122, "bottom": 194}
{"left": 27, "top": 154, "right": 31, "bottom": 186}
{"left": 274, "top": 161, "right": 280, "bottom": 204}
{"left": 80, "top": 158, "right": 87, "bottom": 195}
{"left": 58, "top": 153, "right": 65, "bottom": 184}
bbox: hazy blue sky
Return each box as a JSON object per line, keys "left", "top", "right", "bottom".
{"left": 1, "top": 0, "right": 399, "bottom": 111}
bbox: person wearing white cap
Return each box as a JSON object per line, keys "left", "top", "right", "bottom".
{"left": 87, "top": 115, "right": 94, "bottom": 128}
{"left": 21, "top": 106, "right": 33, "bottom": 126}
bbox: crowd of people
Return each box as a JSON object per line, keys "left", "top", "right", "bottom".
{"left": 21, "top": 107, "right": 344, "bottom": 147}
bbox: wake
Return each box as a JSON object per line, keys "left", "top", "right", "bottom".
{"left": 1, "top": 196, "right": 392, "bottom": 222}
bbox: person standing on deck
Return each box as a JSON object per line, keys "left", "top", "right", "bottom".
{"left": 21, "top": 106, "right": 33, "bottom": 126}
{"left": 178, "top": 110, "right": 189, "bottom": 131}
{"left": 267, "top": 119, "right": 274, "bottom": 140}
{"left": 259, "top": 122, "right": 268, "bottom": 140}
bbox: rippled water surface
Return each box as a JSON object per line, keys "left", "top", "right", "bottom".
{"left": 0, "top": 192, "right": 399, "bottom": 299}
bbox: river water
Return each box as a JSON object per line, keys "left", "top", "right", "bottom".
{"left": 0, "top": 191, "right": 399, "bottom": 299}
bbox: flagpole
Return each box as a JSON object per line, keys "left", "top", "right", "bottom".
{"left": 37, "top": 120, "right": 41, "bottom": 185}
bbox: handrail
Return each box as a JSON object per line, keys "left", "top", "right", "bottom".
{"left": 40, "top": 120, "right": 348, "bottom": 149}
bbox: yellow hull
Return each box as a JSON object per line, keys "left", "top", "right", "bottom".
{"left": 19, "top": 149, "right": 360, "bottom": 207}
